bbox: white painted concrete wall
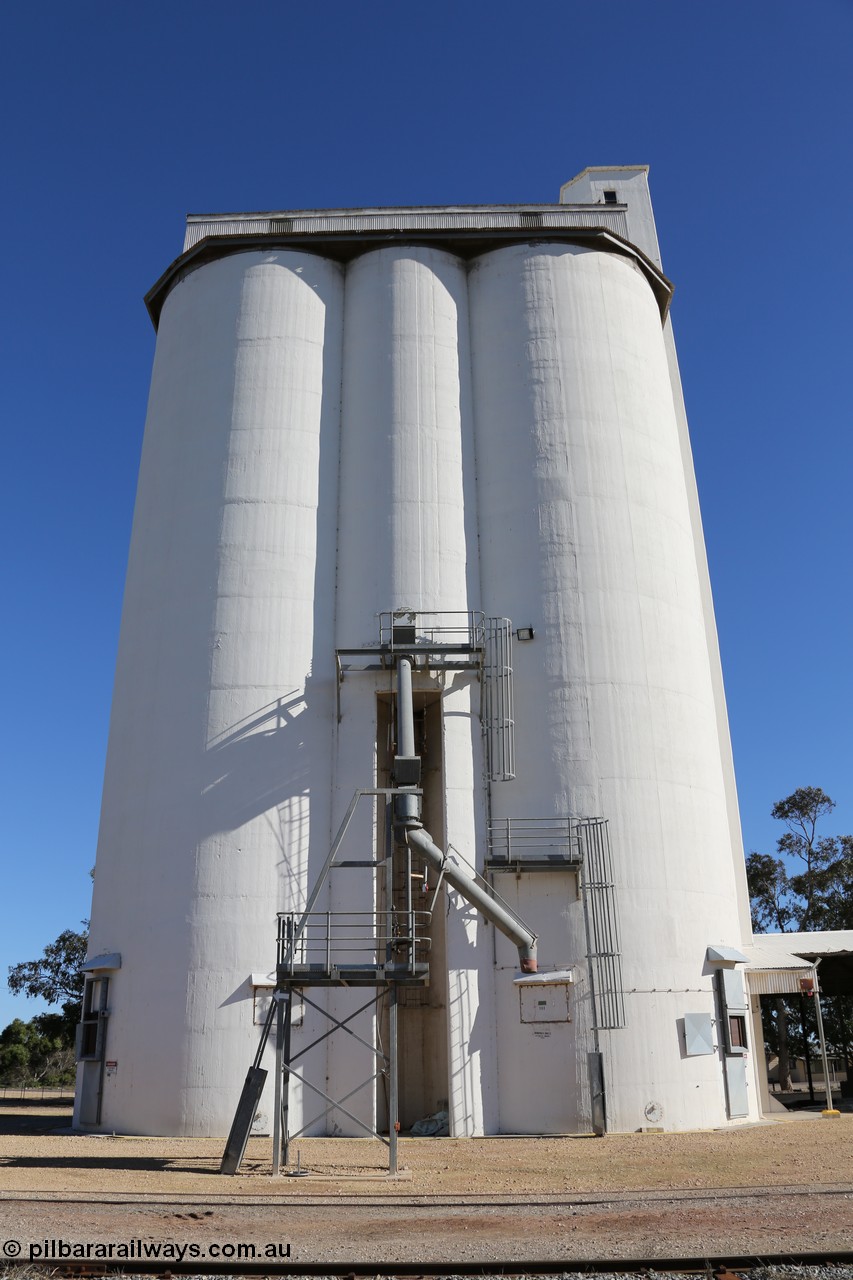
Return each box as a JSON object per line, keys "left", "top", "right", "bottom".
{"left": 560, "top": 166, "right": 661, "bottom": 266}
{"left": 83, "top": 181, "right": 758, "bottom": 1138}
{"left": 562, "top": 167, "right": 754, "bottom": 946}
{"left": 332, "top": 247, "right": 484, "bottom": 1135}
{"left": 469, "top": 242, "right": 760, "bottom": 1130}
{"left": 335, "top": 247, "right": 475, "bottom": 638}
{"left": 80, "top": 251, "right": 343, "bottom": 1135}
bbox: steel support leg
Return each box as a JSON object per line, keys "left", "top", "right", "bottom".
{"left": 814, "top": 982, "right": 836, "bottom": 1112}
{"left": 388, "top": 985, "right": 399, "bottom": 1175}
{"left": 272, "top": 994, "right": 284, "bottom": 1175}
{"left": 281, "top": 990, "right": 293, "bottom": 1166}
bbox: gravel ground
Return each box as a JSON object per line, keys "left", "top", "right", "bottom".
{"left": 1, "top": 1105, "right": 852, "bottom": 1264}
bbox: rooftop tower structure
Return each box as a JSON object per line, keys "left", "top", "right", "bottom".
{"left": 76, "top": 168, "right": 761, "bottom": 1138}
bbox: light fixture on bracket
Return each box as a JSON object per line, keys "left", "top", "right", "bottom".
{"left": 516, "top": 627, "right": 535, "bottom": 642}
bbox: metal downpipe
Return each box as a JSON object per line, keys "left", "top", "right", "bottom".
{"left": 395, "top": 656, "right": 420, "bottom": 825}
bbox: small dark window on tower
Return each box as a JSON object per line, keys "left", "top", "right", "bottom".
{"left": 603, "top": 190, "right": 618, "bottom": 204}
{"left": 728, "top": 1014, "right": 747, "bottom": 1049}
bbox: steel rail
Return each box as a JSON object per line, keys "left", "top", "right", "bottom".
{"left": 2, "top": 1251, "right": 853, "bottom": 1276}
{"left": 3, "top": 1183, "right": 853, "bottom": 1208}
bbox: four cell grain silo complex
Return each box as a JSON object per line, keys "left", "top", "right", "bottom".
{"left": 75, "top": 167, "right": 763, "bottom": 1142}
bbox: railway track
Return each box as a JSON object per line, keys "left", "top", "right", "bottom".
{"left": 1, "top": 1185, "right": 852, "bottom": 1207}
{"left": 1, "top": 1252, "right": 853, "bottom": 1276}
{"left": 2, "top": 1184, "right": 850, "bottom": 1275}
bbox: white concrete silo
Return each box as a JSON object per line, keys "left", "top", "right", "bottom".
{"left": 76, "top": 250, "right": 344, "bottom": 1135}
{"left": 469, "top": 240, "right": 752, "bottom": 1132}
{"left": 78, "top": 173, "right": 760, "bottom": 1139}
{"left": 329, "top": 245, "right": 499, "bottom": 1138}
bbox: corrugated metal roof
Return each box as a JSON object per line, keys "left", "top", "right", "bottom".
{"left": 756, "top": 930, "right": 853, "bottom": 957}
{"left": 741, "top": 939, "right": 818, "bottom": 996}
{"left": 742, "top": 942, "right": 814, "bottom": 971}
{"left": 747, "top": 968, "right": 818, "bottom": 996}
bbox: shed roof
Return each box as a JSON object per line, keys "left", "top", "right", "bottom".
{"left": 750, "top": 932, "right": 853, "bottom": 997}
{"left": 757, "top": 931, "right": 853, "bottom": 958}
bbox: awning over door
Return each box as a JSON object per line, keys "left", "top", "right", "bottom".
{"left": 741, "top": 939, "right": 817, "bottom": 996}
{"left": 754, "top": 931, "right": 853, "bottom": 997}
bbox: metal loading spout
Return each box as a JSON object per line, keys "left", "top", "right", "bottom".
{"left": 403, "top": 824, "right": 538, "bottom": 973}
{"left": 393, "top": 651, "right": 537, "bottom": 973}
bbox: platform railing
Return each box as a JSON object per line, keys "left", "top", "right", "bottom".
{"left": 276, "top": 909, "right": 432, "bottom": 979}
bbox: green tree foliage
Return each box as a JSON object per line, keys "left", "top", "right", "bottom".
{"left": 0, "top": 1016, "right": 76, "bottom": 1087}
{"left": 747, "top": 788, "right": 853, "bottom": 933}
{"left": 3, "top": 923, "right": 89, "bottom": 1088}
{"left": 7, "top": 925, "right": 88, "bottom": 1014}
{"left": 746, "top": 788, "right": 853, "bottom": 1091}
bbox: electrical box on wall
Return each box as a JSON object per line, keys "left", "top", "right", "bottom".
{"left": 520, "top": 985, "right": 571, "bottom": 1023}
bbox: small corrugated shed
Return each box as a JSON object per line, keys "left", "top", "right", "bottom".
{"left": 750, "top": 931, "right": 853, "bottom": 997}
{"left": 741, "top": 939, "right": 817, "bottom": 996}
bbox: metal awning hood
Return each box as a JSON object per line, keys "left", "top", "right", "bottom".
{"left": 81, "top": 952, "right": 121, "bottom": 972}
{"left": 250, "top": 972, "right": 276, "bottom": 988}
{"left": 706, "top": 944, "right": 749, "bottom": 965}
{"left": 513, "top": 968, "right": 575, "bottom": 986}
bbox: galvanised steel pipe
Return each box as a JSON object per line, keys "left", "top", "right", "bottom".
{"left": 395, "top": 656, "right": 420, "bottom": 825}
{"left": 405, "top": 825, "right": 538, "bottom": 973}
{"left": 394, "top": 657, "right": 537, "bottom": 972}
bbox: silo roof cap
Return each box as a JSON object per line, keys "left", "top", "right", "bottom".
{"left": 144, "top": 204, "right": 673, "bottom": 329}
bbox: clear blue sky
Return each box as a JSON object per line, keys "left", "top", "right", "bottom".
{"left": 1, "top": 1, "right": 851, "bottom": 1030}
